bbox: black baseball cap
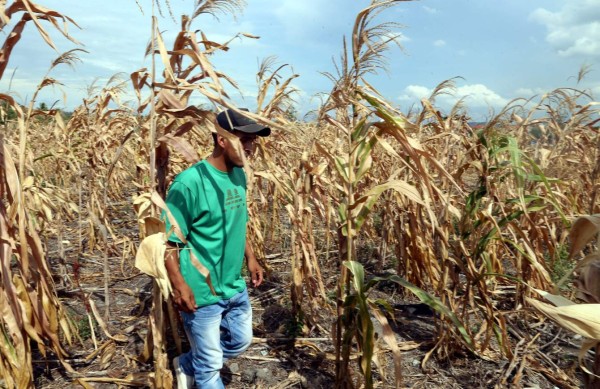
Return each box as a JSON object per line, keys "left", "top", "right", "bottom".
{"left": 216, "top": 108, "right": 271, "bottom": 137}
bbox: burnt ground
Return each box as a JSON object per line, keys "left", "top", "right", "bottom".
{"left": 32, "top": 200, "right": 586, "bottom": 389}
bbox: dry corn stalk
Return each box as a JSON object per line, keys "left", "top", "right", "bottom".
{"left": 528, "top": 215, "right": 600, "bottom": 387}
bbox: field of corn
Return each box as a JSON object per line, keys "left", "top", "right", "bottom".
{"left": 2, "top": 0, "right": 600, "bottom": 388}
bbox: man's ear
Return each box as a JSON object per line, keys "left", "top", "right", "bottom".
{"left": 216, "top": 134, "right": 227, "bottom": 148}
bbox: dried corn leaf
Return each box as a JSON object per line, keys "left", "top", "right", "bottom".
{"left": 532, "top": 288, "right": 574, "bottom": 307}
{"left": 0, "top": 15, "right": 29, "bottom": 79}
{"left": 526, "top": 297, "right": 600, "bottom": 339}
{"left": 568, "top": 215, "right": 600, "bottom": 260}
{"left": 150, "top": 191, "right": 187, "bottom": 243}
{"left": 144, "top": 216, "right": 165, "bottom": 236}
{"left": 1, "top": 143, "right": 20, "bottom": 206}
{"left": 133, "top": 193, "right": 152, "bottom": 220}
{"left": 189, "top": 251, "right": 216, "bottom": 296}
{"left": 157, "top": 90, "right": 184, "bottom": 110}
{"left": 99, "top": 341, "right": 116, "bottom": 370}
{"left": 135, "top": 232, "right": 171, "bottom": 299}
{"left": 84, "top": 339, "right": 114, "bottom": 362}
{"left": 351, "top": 180, "right": 423, "bottom": 233}
{"left": 88, "top": 299, "right": 128, "bottom": 342}
{"left": 78, "top": 372, "right": 151, "bottom": 386}
{"left": 371, "top": 306, "right": 402, "bottom": 387}
{"left": 153, "top": 23, "right": 175, "bottom": 82}
{"left": 576, "top": 258, "right": 600, "bottom": 303}
{"left": 578, "top": 338, "right": 600, "bottom": 379}
{"left": 158, "top": 133, "right": 200, "bottom": 164}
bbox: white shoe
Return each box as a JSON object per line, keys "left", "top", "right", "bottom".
{"left": 173, "top": 356, "right": 193, "bottom": 389}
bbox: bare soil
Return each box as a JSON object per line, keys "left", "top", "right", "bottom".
{"left": 33, "top": 201, "right": 584, "bottom": 389}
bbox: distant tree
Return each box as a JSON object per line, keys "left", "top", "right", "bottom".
{"left": 285, "top": 105, "right": 298, "bottom": 122}
{"left": 529, "top": 125, "right": 543, "bottom": 139}
{"left": 196, "top": 102, "right": 214, "bottom": 112}
{"left": 60, "top": 110, "right": 73, "bottom": 121}
{"left": 0, "top": 103, "right": 17, "bottom": 124}
{"left": 33, "top": 102, "right": 54, "bottom": 125}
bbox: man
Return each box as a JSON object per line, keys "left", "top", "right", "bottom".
{"left": 163, "top": 108, "right": 270, "bottom": 388}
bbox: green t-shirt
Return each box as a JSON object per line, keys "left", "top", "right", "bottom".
{"left": 163, "top": 160, "right": 248, "bottom": 307}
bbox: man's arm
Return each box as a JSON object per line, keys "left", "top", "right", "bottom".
{"left": 165, "top": 242, "right": 197, "bottom": 312}
{"left": 245, "top": 241, "right": 263, "bottom": 287}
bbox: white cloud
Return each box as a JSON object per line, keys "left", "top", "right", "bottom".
{"left": 557, "top": 34, "right": 600, "bottom": 57}
{"left": 395, "top": 33, "right": 411, "bottom": 44}
{"left": 273, "top": 0, "right": 320, "bottom": 20}
{"left": 398, "top": 85, "right": 431, "bottom": 101}
{"left": 0, "top": 74, "right": 89, "bottom": 109}
{"left": 0, "top": 77, "right": 42, "bottom": 101}
{"left": 514, "top": 88, "right": 534, "bottom": 97}
{"left": 398, "top": 83, "right": 509, "bottom": 110}
{"left": 514, "top": 87, "right": 548, "bottom": 97}
{"left": 433, "top": 39, "right": 446, "bottom": 47}
{"left": 452, "top": 84, "right": 508, "bottom": 108}
{"left": 85, "top": 58, "right": 127, "bottom": 73}
{"left": 272, "top": 0, "right": 334, "bottom": 42}
{"left": 381, "top": 32, "right": 410, "bottom": 45}
{"left": 530, "top": 1, "right": 600, "bottom": 57}
{"left": 423, "top": 6, "right": 438, "bottom": 14}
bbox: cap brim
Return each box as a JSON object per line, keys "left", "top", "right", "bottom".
{"left": 234, "top": 124, "right": 271, "bottom": 137}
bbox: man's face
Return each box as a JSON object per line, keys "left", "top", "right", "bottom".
{"left": 223, "top": 131, "right": 258, "bottom": 167}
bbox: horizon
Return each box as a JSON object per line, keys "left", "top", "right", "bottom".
{"left": 2, "top": 0, "right": 598, "bottom": 122}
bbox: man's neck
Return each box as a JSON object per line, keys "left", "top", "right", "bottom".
{"left": 207, "top": 153, "right": 232, "bottom": 172}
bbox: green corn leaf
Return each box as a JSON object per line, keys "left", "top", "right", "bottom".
{"left": 373, "top": 274, "right": 474, "bottom": 349}
{"left": 354, "top": 152, "right": 373, "bottom": 182}
{"left": 465, "top": 185, "right": 487, "bottom": 217}
{"left": 505, "top": 195, "right": 542, "bottom": 204}
{"left": 526, "top": 205, "right": 548, "bottom": 213}
{"left": 521, "top": 153, "right": 567, "bottom": 223}
{"left": 344, "top": 260, "right": 366, "bottom": 294}
{"left": 350, "top": 116, "right": 369, "bottom": 142}
{"left": 343, "top": 261, "right": 375, "bottom": 387}
{"left": 315, "top": 141, "right": 352, "bottom": 184}
{"left": 525, "top": 173, "right": 559, "bottom": 183}
{"left": 334, "top": 155, "right": 350, "bottom": 183}
{"left": 350, "top": 180, "right": 423, "bottom": 233}
{"left": 352, "top": 131, "right": 380, "bottom": 181}
{"left": 501, "top": 238, "right": 552, "bottom": 283}
{"left": 507, "top": 137, "right": 525, "bottom": 189}
{"left": 474, "top": 210, "right": 523, "bottom": 259}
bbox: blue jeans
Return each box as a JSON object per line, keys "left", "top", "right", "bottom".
{"left": 178, "top": 288, "right": 253, "bottom": 388}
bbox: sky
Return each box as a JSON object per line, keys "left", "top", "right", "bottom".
{"left": 3, "top": 0, "right": 599, "bottom": 121}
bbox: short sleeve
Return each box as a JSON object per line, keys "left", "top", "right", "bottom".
{"left": 163, "top": 180, "right": 195, "bottom": 245}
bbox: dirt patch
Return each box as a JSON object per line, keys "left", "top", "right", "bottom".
{"left": 33, "top": 201, "right": 584, "bottom": 388}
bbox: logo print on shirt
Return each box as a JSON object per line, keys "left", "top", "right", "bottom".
{"left": 224, "top": 188, "right": 243, "bottom": 212}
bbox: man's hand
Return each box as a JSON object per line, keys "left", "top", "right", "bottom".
{"left": 164, "top": 243, "right": 197, "bottom": 313}
{"left": 172, "top": 282, "right": 197, "bottom": 313}
{"left": 247, "top": 256, "right": 263, "bottom": 288}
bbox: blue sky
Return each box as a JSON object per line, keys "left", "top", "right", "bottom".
{"left": 3, "top": 0, "right": 599, "bottom": 121}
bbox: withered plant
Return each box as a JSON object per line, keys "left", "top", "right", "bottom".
{"left": 0, "top": 1, "right": 80, "bottom": 387}
{"left": 2, "top": 1, "right": 600, "bottom": 388}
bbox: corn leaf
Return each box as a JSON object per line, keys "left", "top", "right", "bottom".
{"left": 351, "top": 180, "right": 423, "bottom": 232}
{"left": 374, "top": 274, "right": 474, "bottom": 349}
{"left": 568, "top": 215, "right": 600, "bottom": 260}
{"left": 526, "top": 298, "right": 600, "bottom": 340}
